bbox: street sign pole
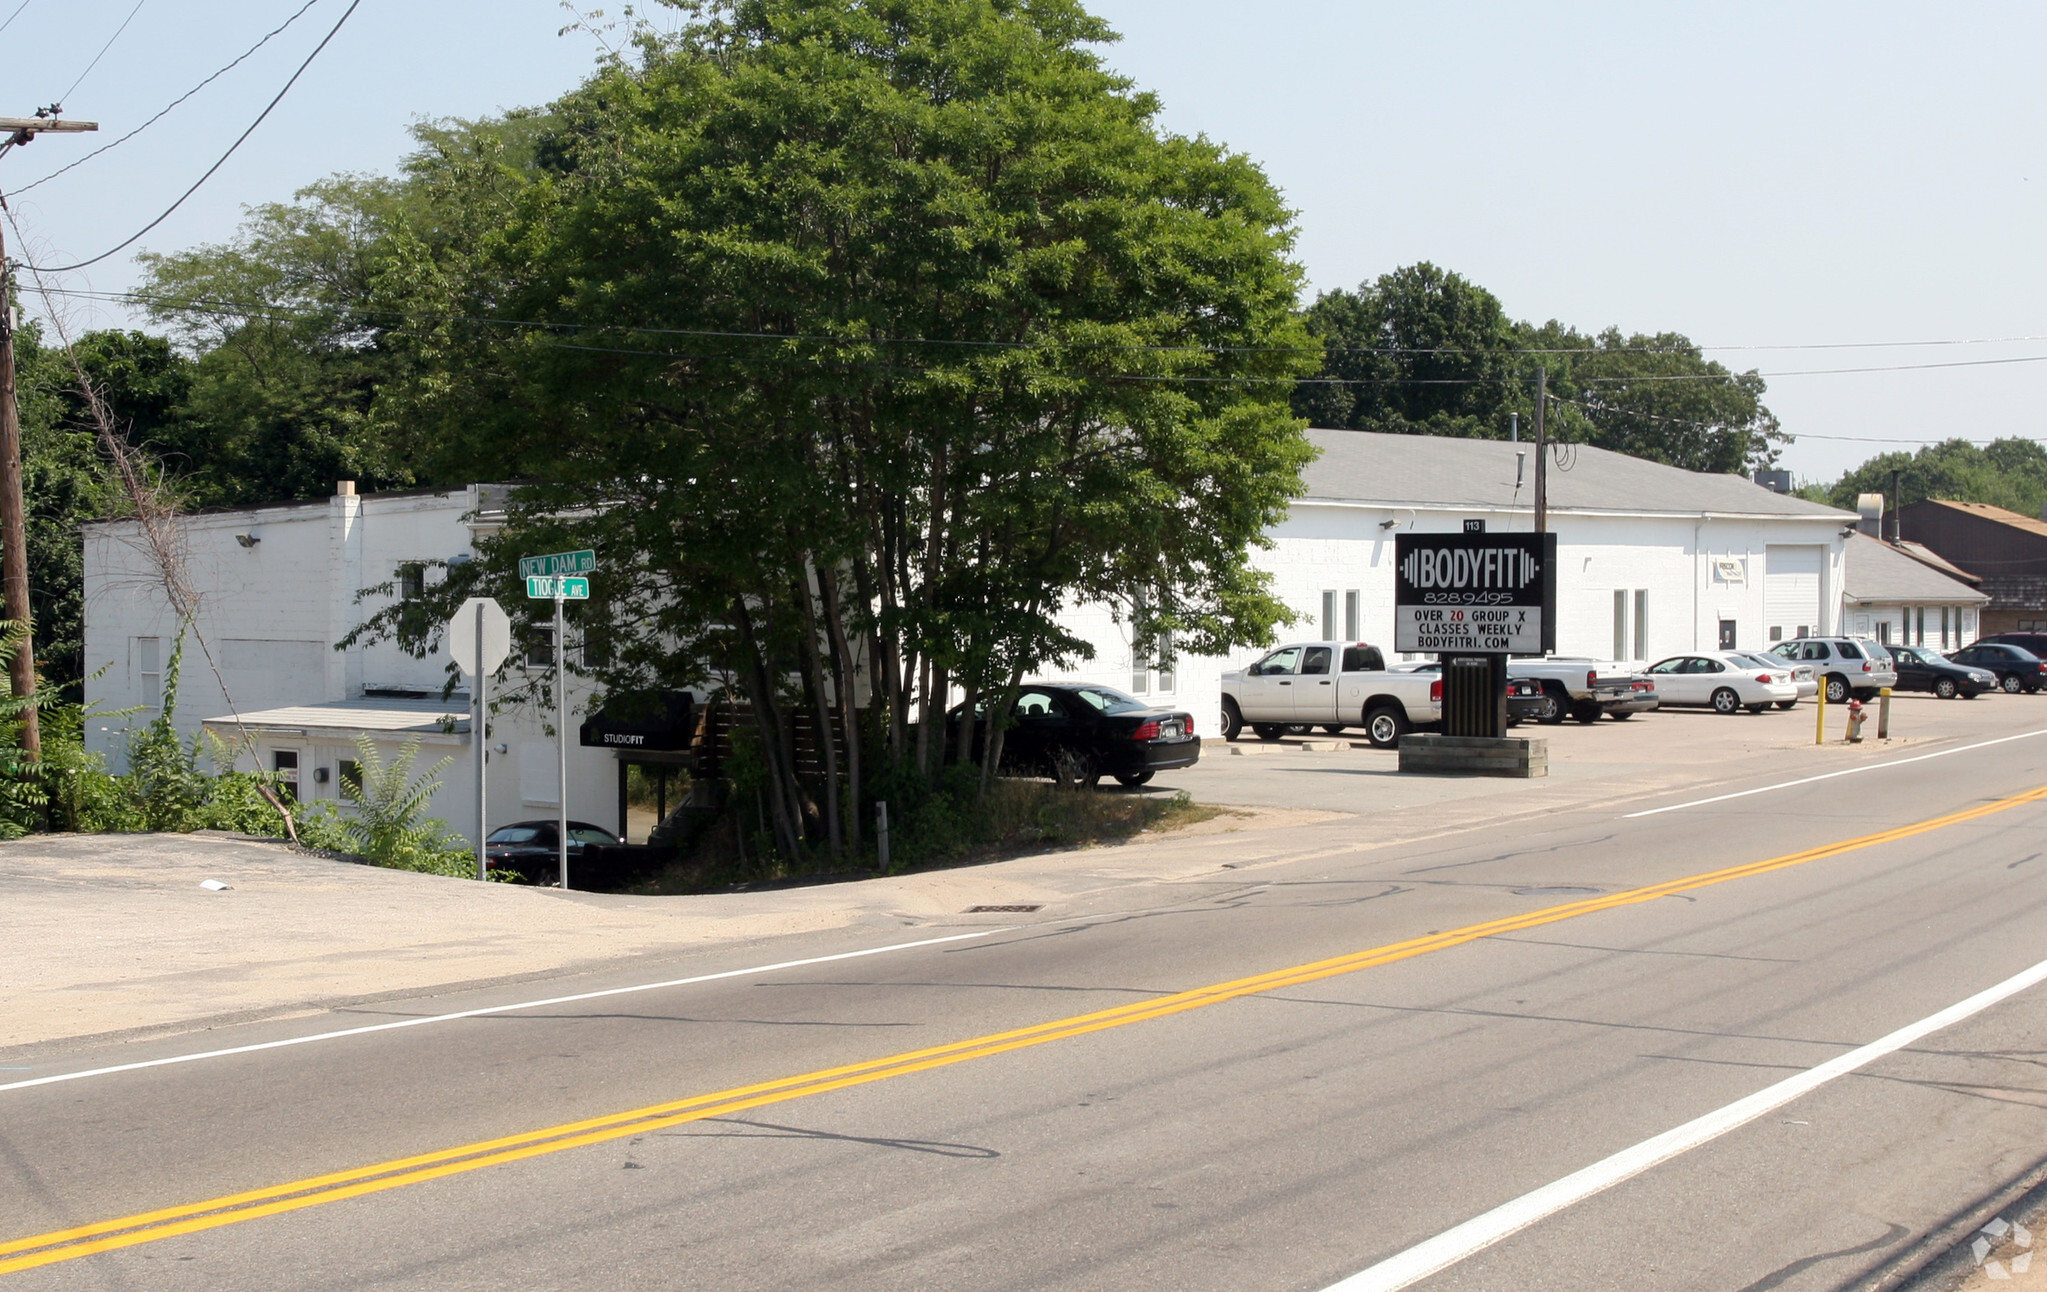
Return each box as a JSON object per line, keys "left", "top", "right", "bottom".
{"left": 519, "top": 551, "right": 595, "bottom": 891}
{"left": 476, "top": 602, "right": 488, "bottom": 881}
{"left": 447, "top": 596, "right": 511, "bottom": 882}
{"left": 556, "top": 588, "right": 569, "bottom": 891}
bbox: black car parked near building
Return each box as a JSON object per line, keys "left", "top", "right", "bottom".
{"left": 484, "top": 820, "right": 621, "bottom": 883}
{"left": 1947, "top": 642, "right": 2047, "bottom": 694}
{"left": 1886, "top": 645, "right": 1996, "bottom": 699}
{"left": 1979, "top": 632, "right": 2047, "bottom": 660}
{"left": 960, "top": 683, "right": 1200, "bottom": 788}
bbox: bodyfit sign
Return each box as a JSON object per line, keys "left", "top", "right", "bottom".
{"left": 1394, "top": 531, "right": 1557, "bottom": 654}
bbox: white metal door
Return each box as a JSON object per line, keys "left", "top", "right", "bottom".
{"left": 1765, "top": 545, "right": 1824, "bottom": 640}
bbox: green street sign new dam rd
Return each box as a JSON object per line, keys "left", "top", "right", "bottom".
{"left": 526, "top": 575, "right": 590, "bottom": 599}
{"left": 518, "top": 549, "right": 597, "bottom": 579}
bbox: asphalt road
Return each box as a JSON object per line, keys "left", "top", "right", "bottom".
{"left": 9, "top": 719, "right": 2047, "bottom": 1288}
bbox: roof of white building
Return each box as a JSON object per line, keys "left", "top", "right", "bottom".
{"left": 1300, "top": 429, "right": 1855, "bottom": 520}
{"left": 1842, "top": 532, "right": 1992, "bottom": 606}
{"left": 200, "top": 699, "right": 469, "bottom": 738}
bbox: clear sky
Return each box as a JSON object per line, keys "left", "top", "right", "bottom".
{"left": 6, "top": 1, "right": 2044, "bottom": 485}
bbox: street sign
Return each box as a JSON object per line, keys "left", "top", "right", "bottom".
{"left": 1394, "top": 531, "right": 1557, "bottom": 655}
{"left": 525, "top": 575, "right": 590, "bottom": 599}
{"left": 446, "top": 597, "right": 511, "bottom": 675}
{"left": 518, "top": 550, "right": 596, "bottom": 579}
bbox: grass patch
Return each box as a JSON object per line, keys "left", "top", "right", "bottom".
{"left": 624, "top": 777, "right": 1220, "bottom": 896}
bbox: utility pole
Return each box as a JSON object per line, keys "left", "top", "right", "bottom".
{"left": 1532, "top": 367, "right": 1548, "bottom": 533}
{"left": 0, "top": 112, "right": 98, "bottom": 757}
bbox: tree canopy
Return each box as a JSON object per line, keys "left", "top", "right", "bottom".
{"left": 338, "top": 0, "right": 1316, "bottom": 860}
{"left": 1820, "top": 437, "right": 2047, "bottom": 518}
{"left": 1295, "top": 263, "right": 1787, "bottom": 473}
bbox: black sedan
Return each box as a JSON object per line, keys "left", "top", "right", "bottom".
{"left": 1948, "top": 642, "right": 2047, "bottom": 694}
{"left": 963, "top": 683, "right": 1200, "bottom": 788}
{"left": 1887, "top": 644, "right": 1996, "bottom": 699}
{"left": 485, "top": 820, "right": 621, "bottom": 882}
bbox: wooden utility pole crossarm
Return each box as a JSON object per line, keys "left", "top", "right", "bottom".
{"left": 0, "top": 112, "right": 98, "bottom": 758}
{"left": 0, "top": 118, "right": 99, "bottom": 136}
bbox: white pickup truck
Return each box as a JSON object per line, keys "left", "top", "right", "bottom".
{"left": 1219, "top": 641, "right": 1442, "bottom": 748}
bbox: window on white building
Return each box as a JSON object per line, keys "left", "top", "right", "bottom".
{"left": 136, "top": 636, "right": 161, "bottom": 709}
{"left": 1344, "top": 590, "right": 1361, "bottom": 641}
{"left": 1156, "top": 629, "right": 1175, "bottom": 694}
{"left": 1634, "top": 589, "right": 1649, "bottom": 660}
{"left": 1612, "top": 591, "right": 1629, "bottom": 661}
{"left": 398, "top": 562, "right": 426, "bottom": 601}
{"left": 1321, "top": 590, "right": 1337, "bottom": 641}
{"left": 525, "top": 628, "right": 555, "bottom": 670}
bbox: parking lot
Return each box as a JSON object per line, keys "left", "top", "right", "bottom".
{"left": 1137, "top": 689, "right": 2047, "bottom": 819}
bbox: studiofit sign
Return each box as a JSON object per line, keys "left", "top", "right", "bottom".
{"left": 1394, "top": 531, "right": 1557, "bottom": 654}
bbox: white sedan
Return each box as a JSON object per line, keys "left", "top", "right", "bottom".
{"left": 1641, "top": 652, "right": 1800, "bottom": 714}
{"left": 1731, "top": 651, "right": 1816, "bottom": 708}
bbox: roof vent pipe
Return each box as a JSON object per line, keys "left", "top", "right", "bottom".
{"left": 336, "top": 480, "right": 356, "bottom": 497}
{"left": 1855, "top": 492, "right": 1884, "bottom": 538}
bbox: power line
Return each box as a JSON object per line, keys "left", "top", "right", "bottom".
{"left": 22, "top": 0, "right": 363, "bottom": 275}
{"left": 57, "top": 0, "right": 150, "bottom": 105}
{"left": 40, "top": 285, "right": 2047, "bottom": 384}
{"left": 0, "top": 0, "right": 33, "bottom": 37}
{"left": 13, "top": 0, "right": 326, "bottom": 198}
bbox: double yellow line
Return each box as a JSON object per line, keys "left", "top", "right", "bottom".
{"left": 7, "top": 781, "right": 2046, "bottom": 1276}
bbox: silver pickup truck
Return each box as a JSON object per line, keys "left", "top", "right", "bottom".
{"left": 1220, "top": 641, "right": 1442, "bottom": 748}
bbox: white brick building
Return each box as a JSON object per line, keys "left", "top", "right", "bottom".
{"left": 82, "top": 483, "right": 618, "bottom": 849}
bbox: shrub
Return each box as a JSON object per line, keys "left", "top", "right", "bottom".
{"left": 333, "top": 733, "right": 474, "bottom": 876}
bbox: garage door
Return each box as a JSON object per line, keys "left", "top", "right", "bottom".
{"left": 1765, "top": 545, "right": 1824, "bottom": 641}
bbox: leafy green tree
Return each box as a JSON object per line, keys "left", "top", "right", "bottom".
{"left": 353, "top": 0, "right": 1316, "bottom": 863}
{"left": 1294, "top": 263, "right": 1521, "bottom": 438}
{"left": 1521, "top": 323, "right": 1785, "bottom": 474}
{"left": 130, "top": 116, "right": 554, "bottom": 505}
{"left": 1825, "top": 438, "right": 2047, "bottom": 517}
{"left": 1294, "top": 265, "right": 1786, "bottom": 472}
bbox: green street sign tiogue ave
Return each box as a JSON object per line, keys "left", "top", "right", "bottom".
{"left": 526, "top": 575, "right": 590, "bottom": 599}
{"left": 518, "top": 549, "right": 596, "bottom": 579}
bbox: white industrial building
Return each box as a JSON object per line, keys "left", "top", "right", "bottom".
{"left": 1057, "top": 431, "right": 1861, "bottom": 729}
{"left": 82, "top": 429, "right": 1862, "bottom": 847}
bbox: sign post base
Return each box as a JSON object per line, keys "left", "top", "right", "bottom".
{"left": 1398, "top": 734, "right": 1548, "bottom": 778}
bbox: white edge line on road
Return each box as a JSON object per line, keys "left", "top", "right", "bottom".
{"left": 0, "top": 927, "right": 1011, "bottom": 1094}
{"left": 1321, "top": 950, "right": 2047, "bottom": 1292}
{"left": 1622, "top": 727, "right": 2047, "bottom": 818}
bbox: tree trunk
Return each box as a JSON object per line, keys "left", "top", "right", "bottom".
{"left": 817, "top": 562, "right": 863, "bottom": 851}
{"left": 792, "top": 567, "right": 842, "bottom": 859}
{"left": 978, "top": 667, "right": 1026, "bottom": 804}
{"left": 732, "top": 598, "right": 805, "bottom": 861}
{"left": 913, "top": 649, "right": 934, "bottom": 776}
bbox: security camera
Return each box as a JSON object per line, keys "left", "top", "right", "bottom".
{"left": 1378, "top": 518, "right": 1399, "bottom": 530}
{"left": 234, "top": 533, "right": 260, "bottom": 548}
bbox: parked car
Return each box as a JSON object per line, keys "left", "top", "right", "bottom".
{"left": 1510, "top": 657, "right": 1645, "bottom": 723}
{"left": 1978, "top": 632, "right": 2047, "bottom": 660}
{"left": 1641, "top": 652, "right": 1799, "bottom": 713}
{"left": 1220, "top": 642, "right": 1440, "bottom": 748}
{"left": 1768, "top": 636, "right": 1898, "bottom": 703}
{"left": 1948, "top": 642, "right": 2047, "bottom": 694}
{"left": 484, "top": 820, "right": 622, "bottom": 883}
{"left": 1602, "top": 675, "right": 1662, "bottom": 719}
{"left": 1886, "top": 644, "right": 1996, "bottom": 699}
{"left": 1730, "top": 652, "right": 1815, "bottom": 708}
{"left": 1506, "top": 675, "right": 1551, "bottom": 725}
{"left": 964, "top": 682, "right": 1200, "bottom": 788}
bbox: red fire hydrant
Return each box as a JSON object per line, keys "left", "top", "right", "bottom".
{"left": 1846, "top": 697, "right": 1867, "bottom": 743}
